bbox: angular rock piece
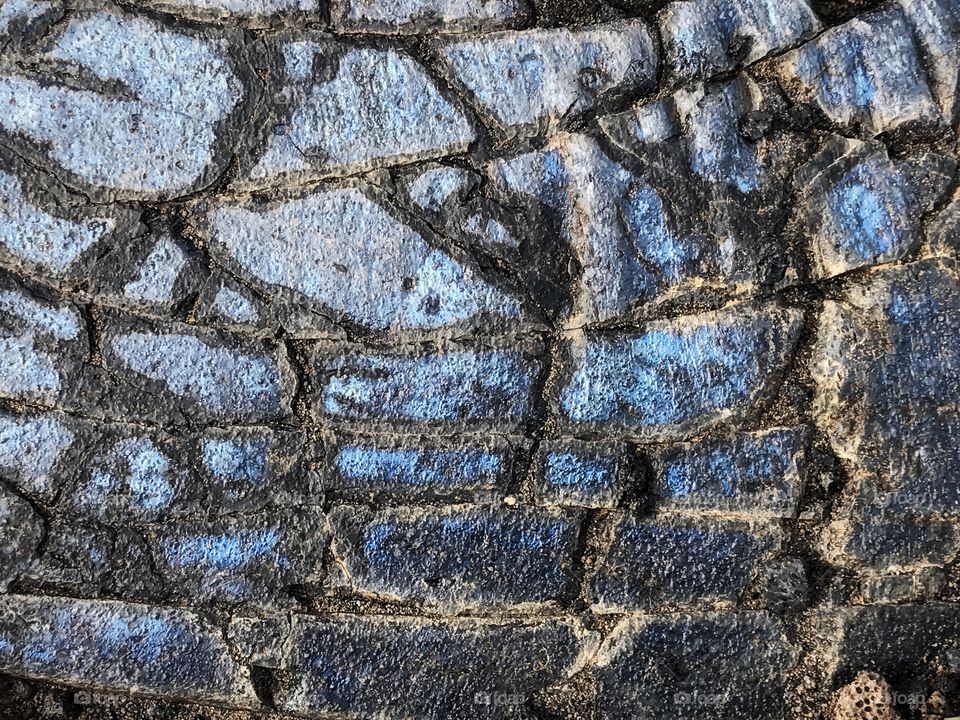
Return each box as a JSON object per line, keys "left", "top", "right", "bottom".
{"left": 825, "top": 604, "right": 960, "bottom": 684}
{"left": 773, "top": 6, "right": 941, "bottom": 136}
{"left": 590, "top": 515, "right": 781, "bottom": 611}
{"left": 329, "top": 504, "right": 582, "bottom": 609}
{"left": 405, "top": 164, "right": 479, "bottom": 213}
{"left": 331, "top": 0, "right": 530, "bottom": 33}
{"left": 270, "top": 614, "right": 597, "bottom": 718}
{"left": 813, "top": 260, "right": 960, "bottom": 567}
{"left": 0, "top": 485, "right": 43, "bottom": 589}
{"left": 557, "top": 302, "right": 802, "bottom": 439}
{"left": 314, "top": 343, "right": 543, "bottom": 432}
{"left": 145, "top": 510, "right": 328, "bottom": 605}
{"left": 84, "top": 312, "right": 294, "bottom": 425}
{"left": 439, "top": 21, "right": 657, "bottom": 137}
{"left": 652, "top": 427, "right": 808, "bottom": 518}
{"left": 0, "top": 0, "right": 63, "bottom": 50}
{"left": 0, "top": 8, "right": 249, "bottom": 200}
{"left": 198, "top": 187, "right": 524, "bottom": 337}
{"left": 898, "top": 0, "right": 960, "bottom": 126}
{"left": 330, "top": 436, "right": 515, "bottom": 501}
{"left": 795, "top": 138, "right": 922, "bottom": 278}
{"left": 533, "top": 440, "right": 630, "bottom": 509}
{"left": 595, "top": 613, "right": 795, "bottom": 719}
{"left": 658, "top": 0, "right": 819, "bottom": 84}
{"left": 0, "top": 595, "right": 257, "bottom": 706}
{"left": 0, "top": 412, "right": 75, "bottom": 502}
{"left": 0, "top": 282, "right": 87, "bottom": 407}
{"left": 243, "top": 38, "right": 474, "bottom": 187}
{"left": 137, "top": 0, "right": 321, "bottom": 26}
{"left": 0, "top": 159, "right": 141, "bottom": 284}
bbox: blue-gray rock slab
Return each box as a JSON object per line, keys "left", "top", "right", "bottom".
{"left": 327, "top": 434, "right": 520, "bottom": 502}
{"left": 658, "top": 0, "right": 819, "bottom": 86}
{"left": 436, "top": 21, "right": 658, "bottom": 139}
{"left": 0, "top": 0, "right": 63, "bottom": 52}
{"left": 328, "top": 504, "right": 583, "bottom": 610}
{"left": 897, "top": 0, "right": 960, "bottom": 127}
{"left": 812, "top": 259, "right": 960, "bottom": 569}
{"left": 793, "top": 136, "right": 948, "bottom": 279}
{"left": 236, "top": 34, "right": 476, "bottom": 189}
{"left": 817, "top": 604, "right": 960, "bottom": 687}
{"left": 143, "top": 509, "right": 328, "bottom": 607}
{"left": 589, "top": 514, "right": 782, "bottom": 611}
{"left": 0, "top": 279, "right": 88, "bottom": 408}
{"left": 193, "top": 185, "right": 528, "bottom": 339}
{"left": 651, "top": 426, "right": 809, "bottom": 518}
{"left": 0, "top": 7, "right": 255, "bottom": 201}
{"left": 929, "top": 198, "right": 960, "bottom": 256}
{"left": 331, "top": 0, "right": 531, "bottom": 34}
{"left": 531, "top": 439, "right": 632, "bottom": 509}
{"left": 256, "top": 613, "right": 599, "bottom": 718}
{"left": 76, "top": 311, "right": 295, "bottom": 425}
{"left": 135, "top": 0, "right": 322, "bottom": 27}
{"left": 554, "top": 302, "right": 803, "bottom": 440}
{"left": 593, "top": 612, "right": 795, "bottom": 719}
{"left": 771, "top": 5, "right": 943, "bottom": 137}
{"left": 0, "top": 410, "right": 80, "bottom": 504}
{"left": 0, "top": 144, "right": 143, "bottom": 287}
{"left": 311, "top": 340, "right": 546, "bottom": 433}
{"left": 0, "top": 484, "right": 43, "bottom": 590}
{"left": 0, "top": 595, "right": 259, "bottom": 707}
{"left": 194, "top": 273, "right": 272, "bottom": 335}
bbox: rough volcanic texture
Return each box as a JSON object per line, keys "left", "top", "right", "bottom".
{"left": 0, "top": 0, "right": 958, "bottom": 719}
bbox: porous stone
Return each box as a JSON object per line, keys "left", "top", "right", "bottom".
{"left": 136, "top": 0, "right": 321, "bottom": 25}
{"left": 825, "top": 604, "right": 960, "bottom": 684}
{"left": 833, "top": 671, "right": 898, "bottom": 720}
{"left": 0, "top": 412, "right": 75, "bottom": 502}
{"left": 242, "top": 39, "right": 475, "bottom": 187}
{"left": 439, "top": 21, "right": 658, "bottom": 137}
{"left": 85, "top": 312, "right": 294, "bottom": 425}
{"left": 772, "top": 6, "right": 942, "bottom": 136}
{"left": 0, "top": 595, "right": 257, "bottom": 706}
{"left": 144, "top": 510, "right": 327, "bottom": 605}
{"left": 652, "top": 427, "right": 809, "bottom": 518}
{"left": 329, "top": 436, "right": 516, "bottom": 501}
{"left": 269, "top": 614, "right": 598, "bottom": 718}
{"left": 0, "top": 282, "right": 87, "bottom": 407}
{"left": 658, "top": 0, "right": 819, "bottom": 84}
{"left": 795, "top": 137, "right": 926, "bottom": 278}
{"left": 331, "top": 0, "right": 530, "bottom": 33}
{"left": 197, "top": 186, "right": 524, "bottom": 336}
{"left": 532, "top": 440, "right": 631, "bottom": 509}
{"left": 898, "top": 0, "right": 960, "bottom": 126}
{"left": 0, "top": 485, "right": 43, "bottom": 589}
{"left": 313, "top": 343, "right": 543, "bottom": 432}
{"left": 329, "top": 504, "right": 581, "bottom": 609}
{"left": 813, "top": 260, "right": 960, "bottom": 567}
{"left": 590, "top": 515, "right": 781, "bottom": 611}
{"left": 594, "top": 612, "right": 795, "bottom": 719}
{"left": 556, "top": 302, "right": 802, "bottom": 439}
{"left": 0, "top": 8, "right": 249, "bottom": 200}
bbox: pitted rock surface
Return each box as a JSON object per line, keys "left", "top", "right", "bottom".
{"left": 0, "top": 1, "right": 958, "bottom": 719}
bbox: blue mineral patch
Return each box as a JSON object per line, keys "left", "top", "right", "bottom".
{"left": 559, "top": 305, "right": 799, "bottom": 436}
{"left": 74, "top": 437, "right": 176, "bottom": 519}
{"left": 657, "top": 428, "right": 806, "bottom": 516}
{"left": 320, "top": 349, "right": 538, "bottom": 427}
{"left": 335, "top": 444, "right": 505, "bottom": 494}
{"left": 202, "top": 436, "right": 270, "bottom": 486}
{"left": 539, "top": 449, "right": 620, "bottom": 508}
{"left": 161, "top": 527, "right": 286, "bottom": 573}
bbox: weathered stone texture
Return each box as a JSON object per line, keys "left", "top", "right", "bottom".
{"left": 329, "top": 504, "right": 581, "bottom": 609}
{"left": 331, "top": 0, "right": 530, "bottom": 33}
{"left": 532, "top": 440, "right": 630, "bottom": 509}
{"left": 0, "top": 595, "right": 257, "bottom": 706}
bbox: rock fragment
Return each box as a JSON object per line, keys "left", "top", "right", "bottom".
{"left": 532, "top": 440, "right": 630, "bottom": 509}
{"left": 0, "top": 595, "right": 257, "bottom": 706}
{"left": 439, "top": 22, "right": 657, "bottom": 137}
{"left": 329, "top": 504, "right": 581, "bottom": 609}
{"left": 556, "top": 302, "right": 802, "bottom": 439}
{"left": 0, "top": 485, "right": 43, "bottom": 589}
{"left": 137, "top": 0, "right": 320, "bottom": 25}
{"left": 331, "top": 0, "right": 530, "bottom": 33}
{"left": 242, "top": 39, "right": 475, "bottom": 187}
{"left": 0, "top": 9, "right": 249, "bottom": 200}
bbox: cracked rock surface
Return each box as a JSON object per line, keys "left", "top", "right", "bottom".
{"left": 0, "top": 0, "right": 958, "bottom": 719}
